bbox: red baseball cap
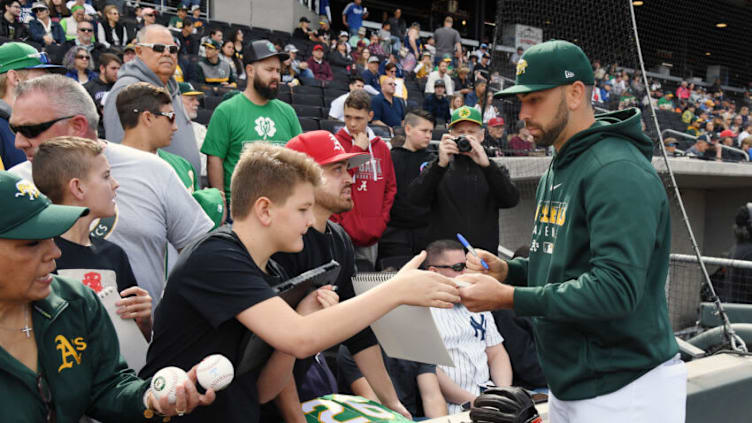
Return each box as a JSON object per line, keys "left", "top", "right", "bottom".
{"left": 720, "top": 129, "right": 736, "bottom": 139}
{"left": 286, "top": 130, "right": 370, "bottom": 169}
{"left": 488, "top": 117, "right": 505, "bottom": 127}
{"left": 313, "top": 44, "right": 324, "bottom": 51}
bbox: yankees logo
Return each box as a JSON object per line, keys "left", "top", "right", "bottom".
{"left": 254, "top": 116, "right": 277, "bottom": 139}
{"left": 470, "top": 314, "right": 487, "bottom": 341}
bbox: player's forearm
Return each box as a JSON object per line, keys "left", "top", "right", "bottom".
{"left": 206, "top": 155, "right": 225, "bottom": 193}
{"left": 350, "top": 377, "right": 379, "bottom": 402}
{"left": 257, "top": 350, "right": 296, "bottom": 403}
{"left": 353, "top": 345, "right": 400, "bottom": 405}
{"left": 272, "top": 378, "right": 307, "bottom": 423}
{"left": 422, "top": 392, "right": 448, "bottom": 418}
{"left": 436, "top": 367, "right": 476, "bottom": 405}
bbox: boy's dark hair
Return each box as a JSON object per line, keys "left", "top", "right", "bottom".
{"left": 404, "top": 109, "right": 435, "bottom": 127}
{"left": 349, "top": 75, "right": 365, "bottom": 85}
{"left": 344, "top": 89, "right": 371, "bottom": 112}
{"left": 97, "top": 53, "right": 122, "bottom": 70}
{"left": 424, "top": 239, "right": 464, "bottom": 266}
{"left": 116, "top": 82, "right": 172, "bottom": 130}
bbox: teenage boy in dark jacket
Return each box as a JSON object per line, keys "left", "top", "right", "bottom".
{"left": 460, "top": 40, "right": 684, "bottom": 423}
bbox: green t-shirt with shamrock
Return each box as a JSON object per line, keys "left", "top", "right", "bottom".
{"left": 201, "top": 92, "right": 302, "bottom": 199}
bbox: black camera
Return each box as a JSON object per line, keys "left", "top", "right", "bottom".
{"left": 453, "top": 136, "right": 473, "bottom": 153}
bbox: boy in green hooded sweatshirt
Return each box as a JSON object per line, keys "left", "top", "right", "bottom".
{"left": 457, "top": 40, "right": 685, "bottom": 423}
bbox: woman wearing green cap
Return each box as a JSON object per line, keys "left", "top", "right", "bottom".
{"left": 0, "top": 170, "right": 215, "bottom": 421}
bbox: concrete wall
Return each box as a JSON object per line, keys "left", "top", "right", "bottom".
{"left": 213, "top": 0, "right": 318, "bottom": 34}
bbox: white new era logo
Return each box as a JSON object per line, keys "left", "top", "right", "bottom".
{"left": 564, "top": 70, "right": 575, "bottom": 78}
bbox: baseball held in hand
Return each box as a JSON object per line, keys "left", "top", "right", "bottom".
{"left": 151, "top": 366, "right": 189, "bottom": 404}
{"left": 197, "top": 354, "right": 234, "bottom": 391}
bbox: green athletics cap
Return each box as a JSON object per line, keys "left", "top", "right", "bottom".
{"left": 449, "top": 106, "right": 482, "bottom": 128}
{"left": 495, "top": 40, "right": 594, "bottom": 97}
{"left": 0, "top": 171, "right": 88, "bottom": 240}
{"left": 0, "top": 42, "right": 65, "bottom": 74}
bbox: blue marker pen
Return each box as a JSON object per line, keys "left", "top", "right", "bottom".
{"left": 456, "top": 233, "right": 490, "bottom": 270}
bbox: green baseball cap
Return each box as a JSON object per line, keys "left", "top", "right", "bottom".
{"left": 193, "top": 188, "right": 224, "bottom": 230}
{"left": 495, "top": 40, "right": 594, "bottom": 98}
{"left": 449, "top": 106, "right": 482, "bottom": 128}
{"left": 179, "top": 82, "right": 204, "bottom": 96}
{"left": 202, "top": 39, "right": 221, "bottom": 50}
{"left": 0, "top": 42, "right": 65, "bottom": 74}
{"left": 0, "top": 171, "right": 88, "bottom": 240}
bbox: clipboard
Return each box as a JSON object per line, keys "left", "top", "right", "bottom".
{"left": 236, "top": 260, "right": 341, "bottom": 375}
{"left": 97, "top": 287, "right": 149, "bottom": 372}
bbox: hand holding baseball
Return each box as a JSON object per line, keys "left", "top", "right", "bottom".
{"left": 148, "top": 365, "right": 215, "bottom": 417}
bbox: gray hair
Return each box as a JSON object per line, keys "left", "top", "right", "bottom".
{"left": 16, "top": 74, "right": 99, "bottom": 132}
{"left": 136, "top": 24, "right": 169, "bottom": 43}
{"left": 62, "top": 46, "right": 94, "bottom": 71}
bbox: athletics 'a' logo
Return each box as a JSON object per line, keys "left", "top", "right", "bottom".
{"left": 254, "top": 116, "right": 277, "bottom": 139}
{"left": 55, "top": 334, "right": 87, "bottom": 373}
{"left": 516, "top": 59, "right": 528, "bottom": 76}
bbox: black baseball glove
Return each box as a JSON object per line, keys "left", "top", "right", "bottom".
{"left": 469, "top": 387, "right": 541, "bottom": 423}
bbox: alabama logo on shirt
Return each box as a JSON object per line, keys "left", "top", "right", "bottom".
{"left": 254, "top": 116, "right": 277, "bottom": 139}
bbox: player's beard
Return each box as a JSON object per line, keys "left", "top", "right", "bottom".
{"left": 315, "top": 184, "right": 353, "bottom": 214}
{"left": 528, "top": 91, "right": 569, "bottom": 148}
{"left": 254, "top": 74, "right": 279, "bottom": 100}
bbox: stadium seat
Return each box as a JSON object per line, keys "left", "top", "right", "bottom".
{"left": 324, "top": 88, "right": 348, "bottom": 98}
{"left": 320, "top": 119, "right": 345, "bottom": 134}
{"left": 278, "top": 90, "right": 293, "bottom": 104}
{"left": 370, "top": 125, "right": 392, "bottom": 138}
{"left": 432, "top": 128, "right": 448, "bottom": 140}
{"left": 292, "top": 85, "right": 323, "bottom": 96}
{"left": 299, "top": 118, "right": 320, "bottom": 131}
{"left": 271, "top": 30, "right": 292, "bottom": 42}
{"left": 325, "top": 80, "right": 349, "bottom": 90}
{"left": 203, "top": 95, "right": 224, "bottom": 111}
{"left": 299, "top": 77, "right": 324, "bottom": 87}
{"left": 196, "top": 108, "right": 213, "bottom": 125}
{"left": 293, "top": 104, "right": 321, "bottom": 118}
{"left": 292, "top": 94, "right": 324, "bottom": 107}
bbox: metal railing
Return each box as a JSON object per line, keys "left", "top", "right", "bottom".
{"left": 661, "top": 129, "right": 749, "bottom": 162}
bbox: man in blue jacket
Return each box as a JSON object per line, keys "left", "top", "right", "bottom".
{"left": 458, "top": 40, "right": 685, "bottom": 423}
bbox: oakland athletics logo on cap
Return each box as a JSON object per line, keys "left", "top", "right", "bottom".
{"left": 15, "top": 180, "right": 40, "bottom": 200}
{"left": 458, "top": 108, "right": 471, "bottom": 118}
{"left": 516, "top": 59, "right": 528, "bottom": 76}
{"left": 265, "top": 41, "right": 275, "bottom": 53}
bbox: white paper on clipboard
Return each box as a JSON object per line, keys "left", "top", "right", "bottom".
{"left": 352, "top": 273, "right": 454, "bottom": 367}
{"left": 97, "top": 287, "right": 149, "bottom": 372}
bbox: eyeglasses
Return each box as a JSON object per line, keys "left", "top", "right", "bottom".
{"left": 78, "top": 27, "right": 93, "bottom": 32}
{"left": 37, "top": 373, "right": 56, "bottom": 423}
{"left": 9, "top": 116, "right": 74, "bottom": 138}
{"left": 75, "top": 55, "right": 90, "bottom": 60}
{"left": 137, "top": 43, "right": 178, "bottom": 54}
{"left": 430, "top": 263, "right": 466, "bottom": 272}
{"left": 133, "top": 109, "right": 176, "bottom": 123}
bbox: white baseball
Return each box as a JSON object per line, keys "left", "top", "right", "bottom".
{"left": 150, "top": 366, "right": 189, "bottom": 404}
{"left": 196, "top": 354, "right": 234, "bottom": 392}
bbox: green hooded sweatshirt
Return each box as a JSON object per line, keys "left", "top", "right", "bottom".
{"left": 507, "top": 108, "right": 679, "bottom": 401}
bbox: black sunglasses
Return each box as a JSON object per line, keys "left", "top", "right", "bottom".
{"left": 133, "top": 109, "right": 176, "bottom": 123}
{"left": 137, "top": 43, "right": 178, "bottom": 54}
{"left": 37, "top": 373, "right": 56, "bottom": 423}
{"left": 78, "top": 27, "right": 93, "bottom": 32}
{"left": 430, "top": 263, "right": 466, "bottom": 272}
{"left": 9, "top": 116, "right": 74, "bottom": 138}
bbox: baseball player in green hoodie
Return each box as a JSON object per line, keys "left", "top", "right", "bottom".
{"left": 457, "top": 40, "right": 686, "bottom": 422}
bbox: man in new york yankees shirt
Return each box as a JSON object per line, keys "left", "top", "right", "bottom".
{"left": 425, "top": 239, "right": 513, "bottom": 414}
{"left": 331, "top": 89, "right": 396, "bottom": 269}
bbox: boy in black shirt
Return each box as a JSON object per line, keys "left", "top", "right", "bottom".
{"left": 31, "top": 136, "right": 152, "bottom": 340}
{"left": 141, "top": 142, "right": 460, "bottom": 423}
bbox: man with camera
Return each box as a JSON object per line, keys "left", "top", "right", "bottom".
{"left": 409, "top": 106, "right": 519, "bottom": 253}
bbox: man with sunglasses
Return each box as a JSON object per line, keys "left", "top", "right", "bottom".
{"left": 8, "top": 74, "right": 213, "bottom": 312}
{"left": 104, "top": 24, "right": 202, "bottom": 179}
{"left": 0, "top": 42, "right": 64, "bottom": 170}
{"left": 116, "top": 82, "right": 224, "bottom": 228}
{"left": 424, "top": 239, "right": 513, "bottom": 415}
